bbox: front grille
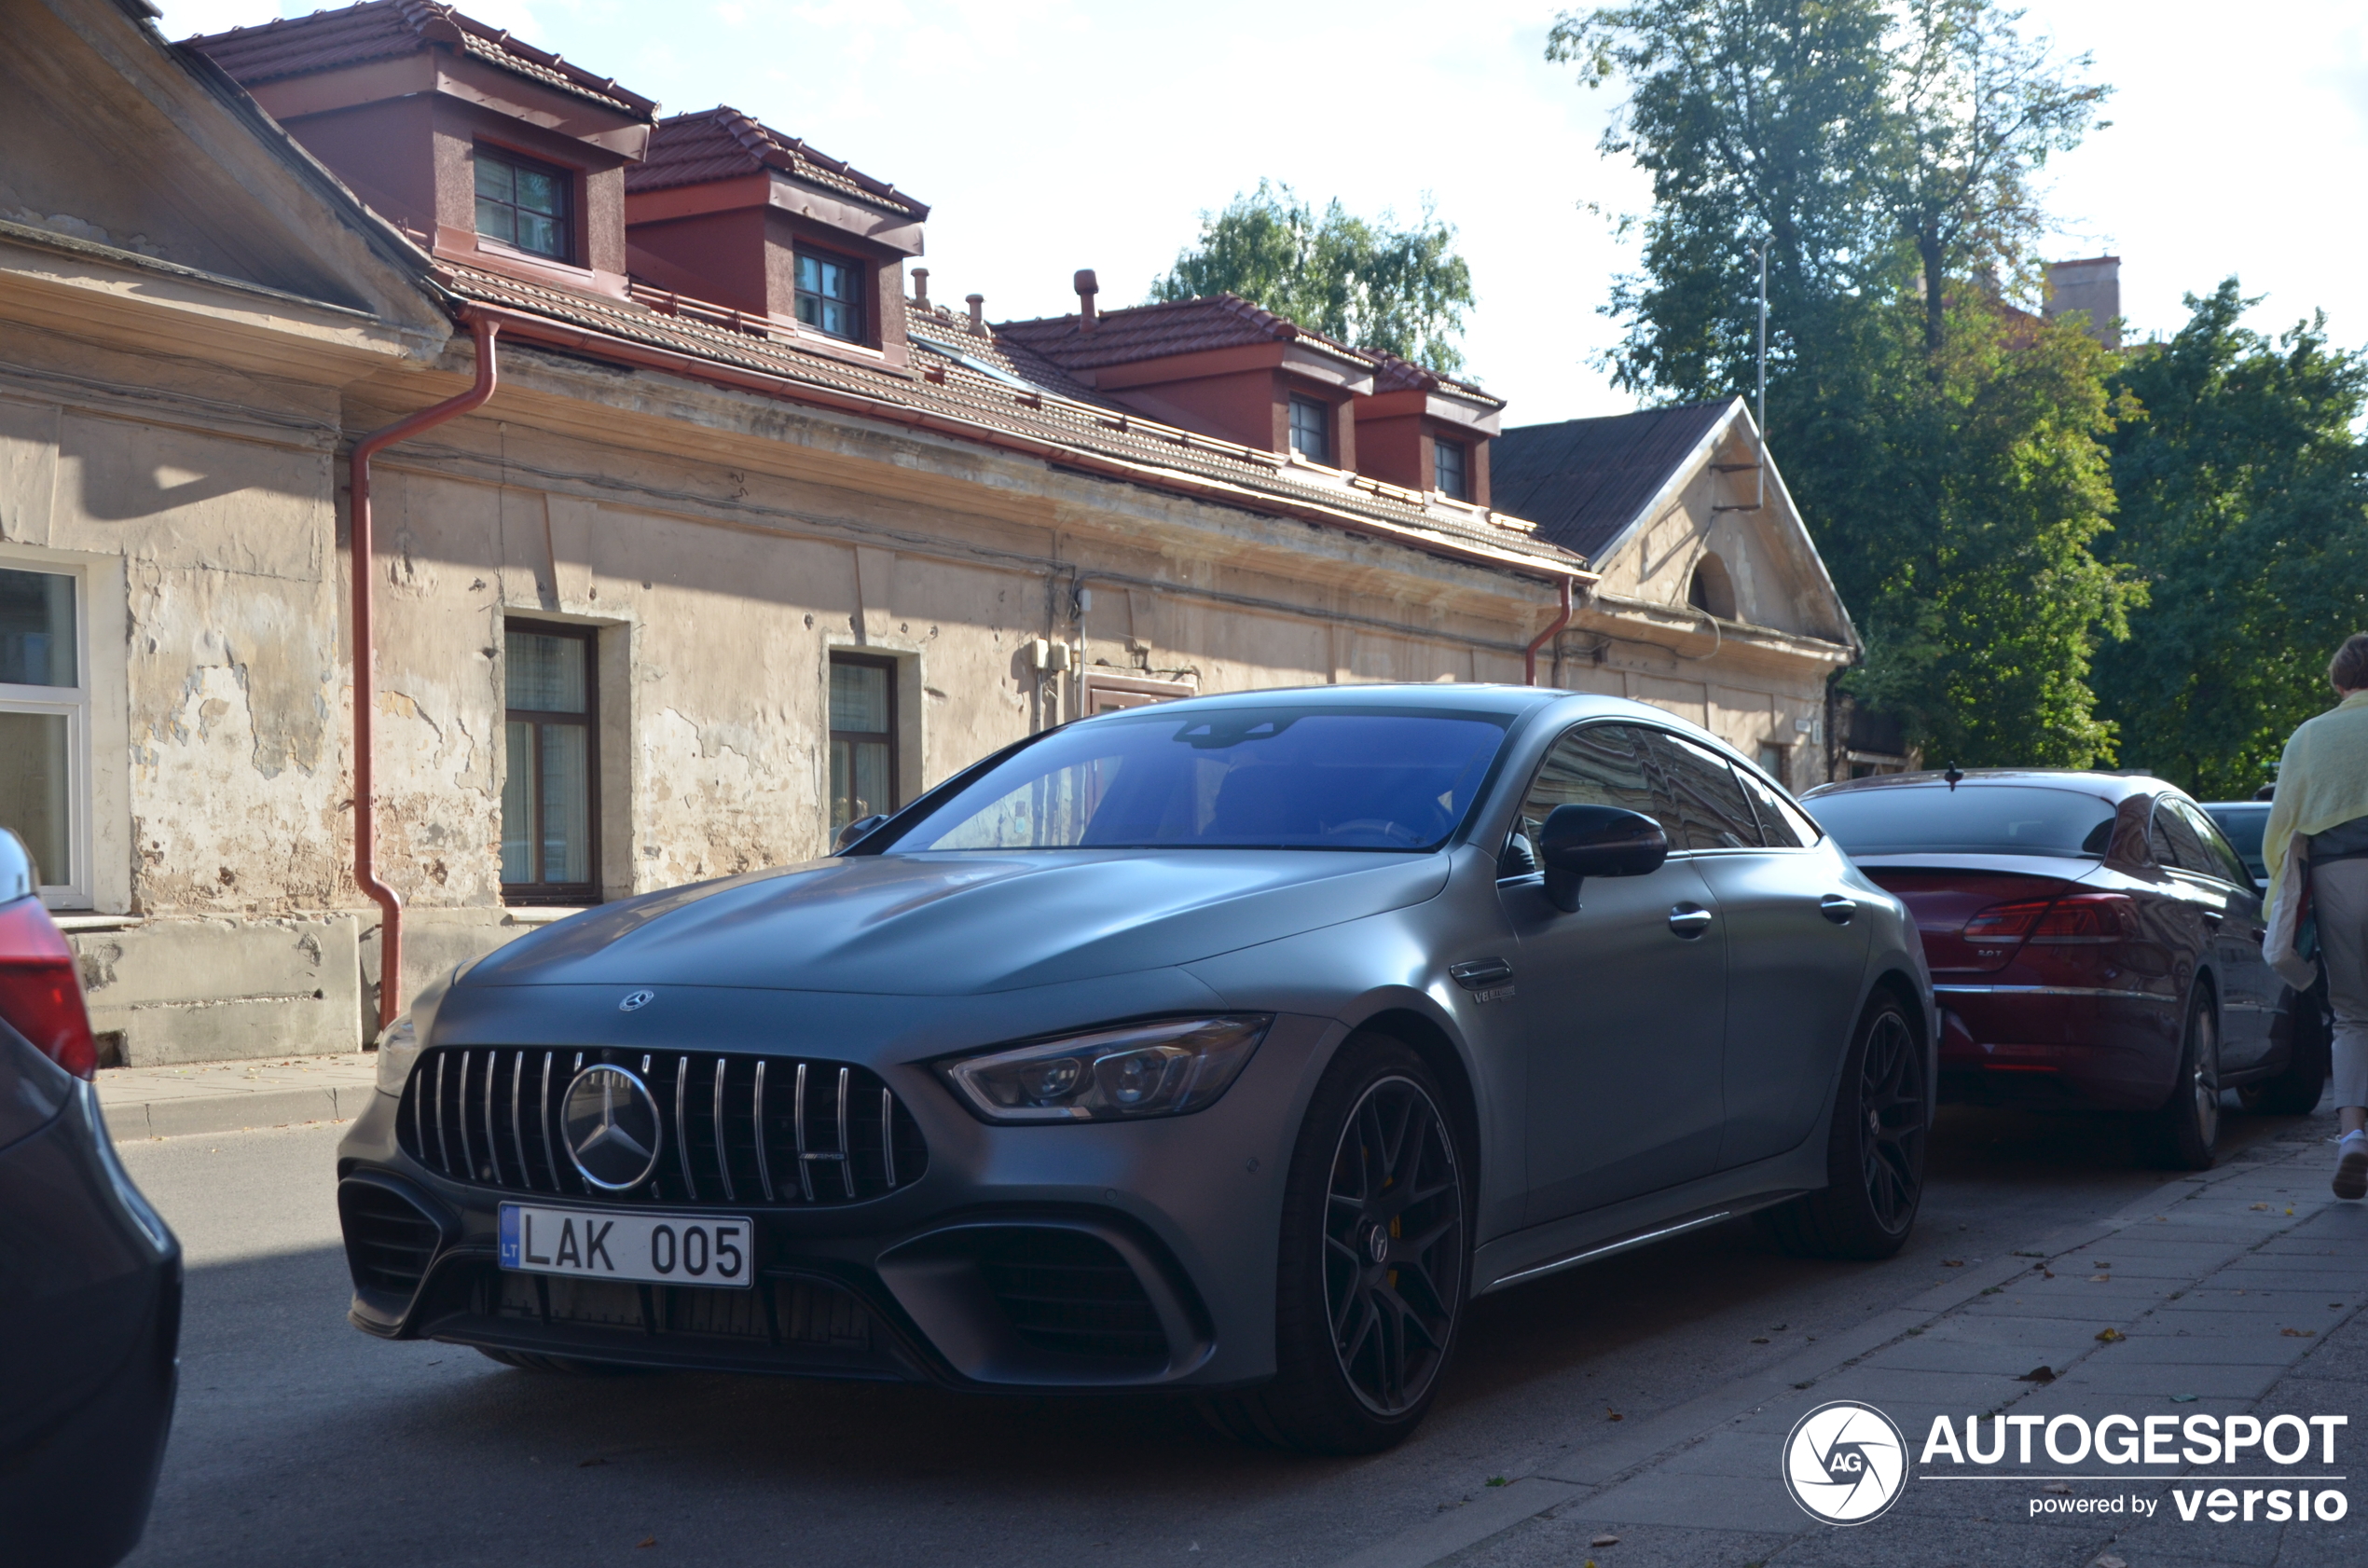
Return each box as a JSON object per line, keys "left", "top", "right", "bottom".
{"left": 338, "top": 1181, "right": 444, "bottom": 1298}
{"left": 396, "top": 1046, "right": 928, "bottom": 1207}
{"left": 975, "top": 1229, "right": 1168, "bottom": 1364}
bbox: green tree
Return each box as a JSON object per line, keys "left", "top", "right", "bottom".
{"left": 2093, "top": 281, "right": 2368, "bottom": 795}
{"left": 1551, "top": 0, "right": 2137, "bottom": 764}
{"left": 1150, "top": 180, "right": 1476, "bottom": 371}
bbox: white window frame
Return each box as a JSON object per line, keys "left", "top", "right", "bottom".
{"left": 0, "top": 557, "right": 92, "bottom": 909}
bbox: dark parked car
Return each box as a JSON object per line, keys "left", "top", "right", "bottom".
{"left": 340, "top": 686, "right": 1933, "bottom": 1451}
{"left": 0, "top": 829, "right": 182, "bottom": 1568}
{"left": 2200, "top": 800, "right": 2273, "bottom": 892}
{"left": 1801, "top": 771, "right": 2328, "bottom": 1166}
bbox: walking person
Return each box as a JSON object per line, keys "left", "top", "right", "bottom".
{"left": 2263, "top": 633, "right": 2368, "bottom": 1198}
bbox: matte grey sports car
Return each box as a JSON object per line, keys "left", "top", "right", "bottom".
{"left": 338, "top": 684, "right": 1934, "bottom": 1451}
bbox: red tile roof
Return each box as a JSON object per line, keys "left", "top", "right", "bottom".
{"left": 1367, "top": 351, "right": 1501, "bottom": 407}
{"left": 432, "top": 262, "right": 1579, "bottom": 577}
{"left": 629, "top": 108, "right": 926, "bottom": 219}
{"left": 993, "top": 294, "right": 1371, "bottom": 374}
{"left": 182, "top": 1, "right": 657, "bottom": 120}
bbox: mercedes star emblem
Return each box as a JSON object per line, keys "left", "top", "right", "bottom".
{"left": 561, "top": 1064, "right": 664, "bottom": 1191}
{"left": 618, "top": 988, "right": 655, "bottom": 1013}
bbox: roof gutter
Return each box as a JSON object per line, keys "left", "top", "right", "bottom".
{"left": 450, "top": 300, "right": 1592, "bottom": 590}
{"left": 351, "top": 319, "right": 501, "bottom": 1031}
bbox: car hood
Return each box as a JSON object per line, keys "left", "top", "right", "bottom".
{"left": 462, "top": 849, "right": 1452, "bottom": 997}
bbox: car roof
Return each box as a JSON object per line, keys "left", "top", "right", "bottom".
{"left": 1075, "top": 682, "right": 1618, "bottom": 724}
{"left": 1802, "top": 767, "right": 2169, "bottom": 805}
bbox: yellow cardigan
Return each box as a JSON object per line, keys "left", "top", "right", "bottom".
{"left": 2264, "top": 688, "right": 2368, "bottom": 902}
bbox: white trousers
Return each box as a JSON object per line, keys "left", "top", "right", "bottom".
{"left": 2319, "top": 857, "right": 2368, "bottom": 1111}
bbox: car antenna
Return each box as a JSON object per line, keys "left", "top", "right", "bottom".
{"left": 1944, "top": 762, "right": 1964, "bottom": 791}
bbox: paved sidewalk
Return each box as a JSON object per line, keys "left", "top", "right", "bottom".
{"left": 95, "top": 1052, "right": 379, "bottom": 1141}
{"left": 1342, "top": 1112, "right": 2368, "bottom": 1568}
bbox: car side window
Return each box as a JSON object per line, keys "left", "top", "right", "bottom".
{"left": 1516, "top": 723, "right": 1661, "bottom": 859}
{"left": 1649, "top": 732, "right": 1762, "bottom": 850}
{"left": 2150, "top": 798, "right": 2211, "bottom": 875}
{"left": 1730, "top": 763, "right": 1818, "bottom": 848}
{"left": 2171, "top": 798, "right": 2252, "bottom": 887}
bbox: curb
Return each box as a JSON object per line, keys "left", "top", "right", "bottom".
{"left": 101, "top": 1084, "right": 369, "bottom": 1142}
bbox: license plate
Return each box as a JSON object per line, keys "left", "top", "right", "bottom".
{"left": 498, "top": 1203, "right": 752, "bottom": 1289}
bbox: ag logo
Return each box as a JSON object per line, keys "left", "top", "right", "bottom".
{"left": 1782, "top": 1400, "right": 1908, "bottom": 1524}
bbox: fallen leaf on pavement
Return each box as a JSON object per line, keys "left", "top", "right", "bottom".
{"left": 2091, "top": 1274, "right": 2112, "bottom": 1283}
{"left": 1751, "top": 1336, "right": 1770, "bottom": 1344}
{"left": 2017, "top": 1366, "right": 2057, "bottom": 1382}
{"left": 2283, "top": 1327, "right": 2317, "bottom": 1338}
{"left": 1942, "top": 1259, "right": 1964, "bottom": 1267}
{"left": 2044, "top": 1481, "right": 2072, "bottom": 1494}
{"left": 1591, "top": 1535, "right": 1620, "bottom": 1547}
{"left": 1605, "top": 1410, "right": 1624, "bottom": 1421}
{"left": 2042, "top": 1269, "right": 2056, "bottom": 1279}
{"left": 2093, "top": 1554, "right": 2127, "bottom": 1568}
{"left": 636, "top": 1539, "right": 656, "bottom": 1550}
{"left": 579, "top": 1458, "right": 609, "bottom": 1468}
{"left": 2012, "top": 1250, "right": 2046, "bottom": 1259}
{"left": 1485, "top": 1477, "right": 1508, "bottom": 1487}
{"left": 2096, "top": 1327, "right": 2126, "bottom": 1342}
{"left": 2251, "top": 1203, "right": 2270, "bottom": 1211}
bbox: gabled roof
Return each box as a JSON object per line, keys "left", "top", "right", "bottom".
{"left": 182, "top": 1, "right": 658, "bottom": 119}
{"left": 1489, "top": 401, "right": 1734, "bottom": 559}
{"left": 993, "top": 294, "right": 1370, "bottom": 374}
{"left": 1366, "top": 351, "right": 1500, "bottom": 408}
{"left": 629, "top": 108, "right": 927, "bottom": 219}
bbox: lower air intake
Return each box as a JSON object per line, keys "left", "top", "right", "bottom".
{"left": 338, "top": 1179, "right": 445, "bottom": 1300}
{"left": 975, "top": 1228, "right": 1168, "bottom": 1364}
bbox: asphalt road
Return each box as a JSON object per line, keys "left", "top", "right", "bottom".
{"left": 117, "top": 1099, "right": 2319, "bottom": 1568}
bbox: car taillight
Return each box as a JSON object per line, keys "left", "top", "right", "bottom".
{"left": 1962, "top": 892, "right": 2135, "bottom": 946}
{"left": 0, "top": 895, "right": 97, "bottom": 1079}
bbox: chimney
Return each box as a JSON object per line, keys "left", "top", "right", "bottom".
{"left": 2044, "top": 256, "right": 2122, "bottom": 350}
{"left": 965, "top": 293, "right": 984, "bottom": 335}
{"left": 912, "top": 267, "right": 929, "bottom": 309}
{"left": 1073, "top": 268, "right": 1099, "bottom": 331}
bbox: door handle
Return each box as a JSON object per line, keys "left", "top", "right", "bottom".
{"left": 1819, "top": 894, "right": 1858, "bottom": 925}
{"left": 1668, "top": 904, "right": 1714, "bottom": 938}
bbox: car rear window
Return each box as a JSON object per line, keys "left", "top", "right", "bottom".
{"left": 886, "top": 708, "right": 1510, "bottom": 853}
{"left": 1802, "top": 784, "right": 2119, "bottom": 860}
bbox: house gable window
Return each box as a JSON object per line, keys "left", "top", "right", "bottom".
{"left": 0, "top": 566, "right": 87, "bottom": 906}
{"left": 1288, "top": 395, "right": 1331, "bottom": 464}
{"left": 829, "top": 653, "right": 897, "bottom": 836}
{"left": 475, "top": 144, "right": 572, "bottom": 261}
{"left": 1435, "top": 436, "right": 1468, "bottom": 501}
{"left": 502, "top": 625, "right": 599, "bottom": 901}
{"left": 796, "top": 251, "right": 865, "bottom": 340}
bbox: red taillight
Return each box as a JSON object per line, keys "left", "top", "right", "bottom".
{"left": 0, "top": 896, "right": 97, "bottom": 1079}
{"left": 1962, "top": 892, "right": 2136, "bottom": 946}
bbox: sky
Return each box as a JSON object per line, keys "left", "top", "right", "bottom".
{"left": 157, "top": 0, "right": 2368, "bottom": 426}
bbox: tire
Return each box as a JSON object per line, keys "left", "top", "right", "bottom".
{"left": 2148, "top": 985, "right": 2223, "bottom": 1170}
{"left": 1202, "top": 1036, "right": 1469, "bottom": 1454}
{"left": 2240, "top": 981, "right": 2331, "bottom": 1117}
{"left": 1757, "top": 991, "right": 1927, "bottom": 1261}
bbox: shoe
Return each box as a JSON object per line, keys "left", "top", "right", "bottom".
{"left": 2336, "top": 1137, "right": 2368, "bottom": 1202}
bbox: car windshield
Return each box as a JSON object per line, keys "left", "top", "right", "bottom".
{"left": 2202, "top": 803, "right": 2271, "bottom": 882}
{"left": 885, "top": 707, "right": 1510, "bottom": 853}
{"left": 1803, "top": 784, "right": 2119, "bottom": 860}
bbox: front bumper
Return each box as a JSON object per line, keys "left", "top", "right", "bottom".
{"left": 1934, "top": 983, "right": 2182, "bottom": 1109}
{"left": 334, "top": 1011, "right": 1334, "bottom": 1391}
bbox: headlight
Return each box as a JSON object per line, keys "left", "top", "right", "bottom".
{"left": 373, "top": 956, "right": 475, "bottom": 1095}
{"left": 937, "top": 1015, "right": 1272, "bottom": 1123}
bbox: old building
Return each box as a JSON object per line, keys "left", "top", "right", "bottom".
{"left": 2, "top": 0, "right": 1861, "bottom": 1066}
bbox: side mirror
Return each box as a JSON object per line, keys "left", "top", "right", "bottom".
{"left": 834, "top": 813, "right": 889, "bottom": 852}
{"left": 1538, "top": 804, "right": 1667, "bottom": 912}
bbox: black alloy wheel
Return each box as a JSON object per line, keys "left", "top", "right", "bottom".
{"left": 1202, "top": 1037, "right": 1469, "bottom": 1454}
{"left": 1759, "top": 992, "right": 1927, "bottom": 1260}
{"left": 1323, "top": 1075, "right": 1466, "bottom": 1417}
{"left": 2150, "top": 986, "right": 2222, "bottom": 1170}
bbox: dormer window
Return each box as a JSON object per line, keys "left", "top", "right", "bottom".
{"left": 1289, "top": 395, "right": 1331, "bottom": 464}
{"left": 796, "top": 251, "right": 864, "bottom": 341}
{"left": 1435, "top": 437, "right": 1468, "bottom": 501}
{"left": 475, "top": 145, "right": 572, "bottom": 261}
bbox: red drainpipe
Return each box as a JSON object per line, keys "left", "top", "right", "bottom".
{"left": 351, "top": 317, "right": 501, "bottom": 1032}
{"left": 1524, "top": 576, "right": 1574, "bottom": 686}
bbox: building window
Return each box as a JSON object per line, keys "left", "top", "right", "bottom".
{"left": 0, "top": 566, "right": 86, "bottom": 906}
{"left": 829, "top": 653, "right": 897, "bottom": 836}
{"left": 1435, "top": 436, "right": 1468, "bottom": 500}
{"left": 474, "top": 145, "right": 571, "bottom": 261}
{"left": 502, "top": 625, "right": 598, "bottom": 901}
{"left": 1288, "top": 395, "right": 1331, "bottom": 464}
{"left": 1756, "top": 742, "right": 1788, "bottom": 789}
{"left": 796, "top": 251, "right": 865, "bottom": 340}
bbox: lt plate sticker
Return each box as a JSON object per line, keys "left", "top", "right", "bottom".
{"left": 498, "top": 1203, "right": 752, "bottom": 1289}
